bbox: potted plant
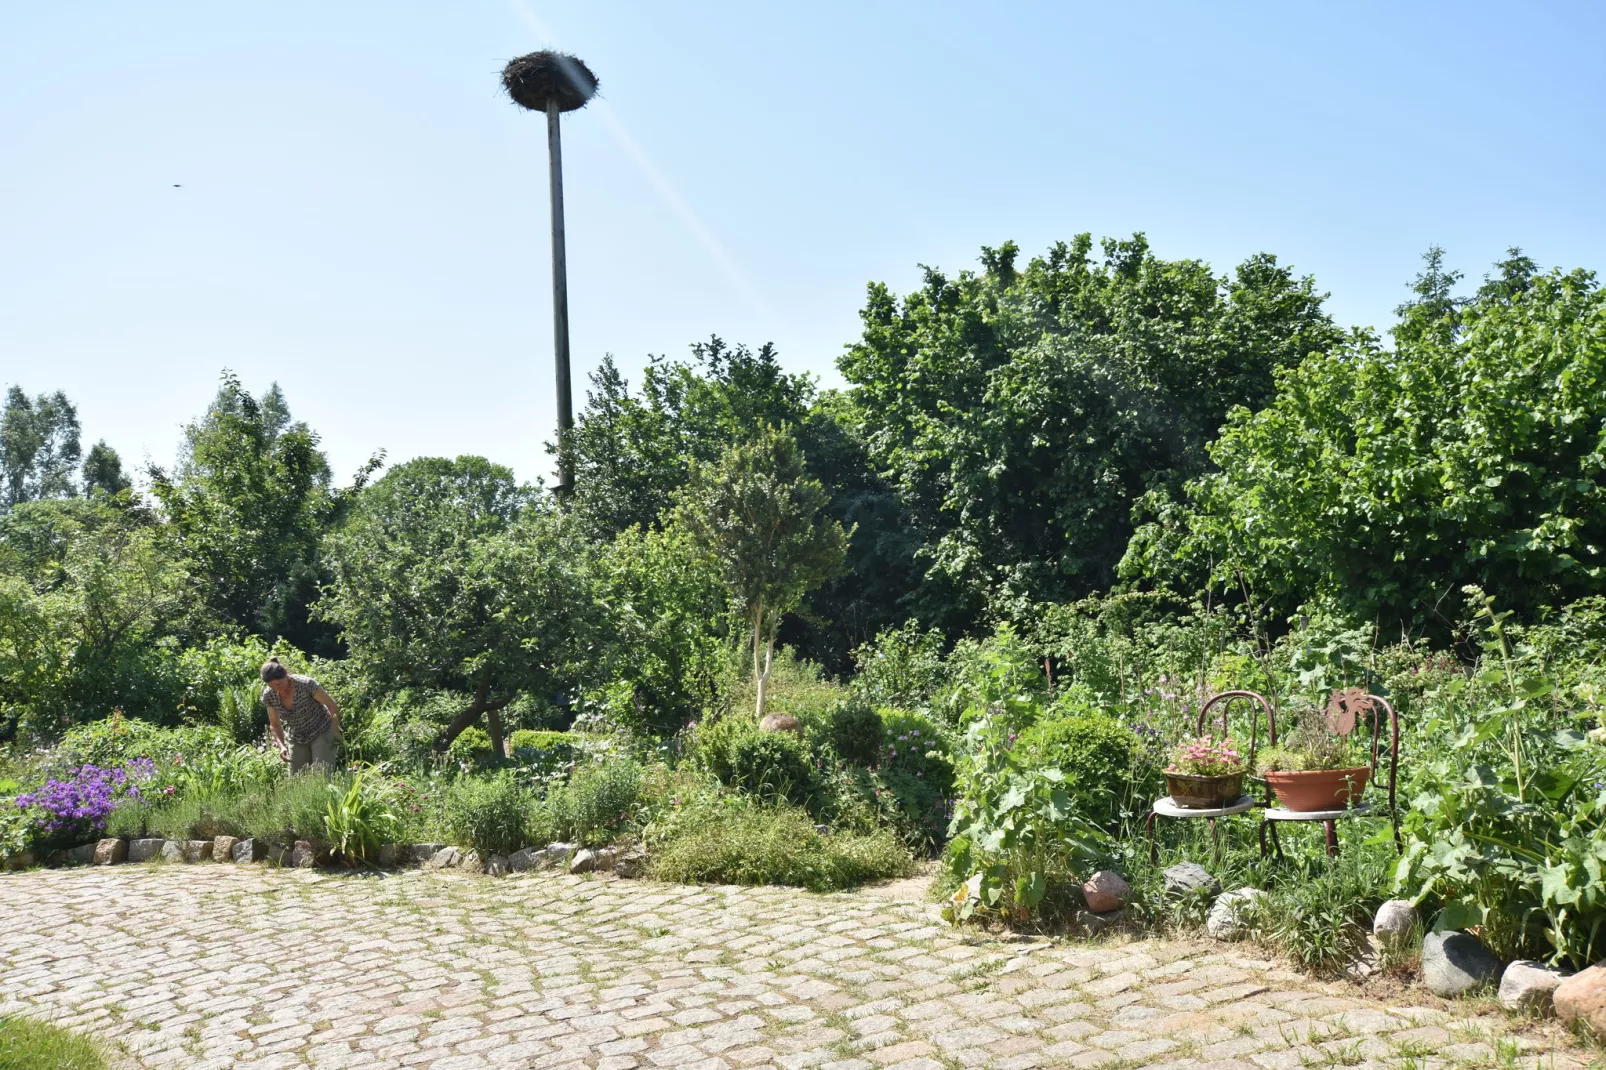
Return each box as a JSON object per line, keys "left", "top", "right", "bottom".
{"left": 1164, "top": 736, "right": 1247, "bottom": 809}
{"left": 1257, "top": 703, "right": 1371, "bottom": 811}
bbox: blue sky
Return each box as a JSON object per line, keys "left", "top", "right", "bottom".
{"left": 3, "top": 1, "right": 1603, "bottom": 486}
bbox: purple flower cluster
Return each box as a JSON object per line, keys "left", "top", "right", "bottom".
{"left": 13, "top": 760, "right": 157, "bottom": 845}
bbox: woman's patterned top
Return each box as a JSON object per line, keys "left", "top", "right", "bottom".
{"left": 261, "top": 674, "right": 331, "bottom": 744}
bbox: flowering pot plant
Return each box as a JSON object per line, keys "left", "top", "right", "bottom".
{"left": 1164, "top": 736, "right": 1247, "bottom": 809}
{"left": 1256, "top": 706, "right": 1371, "bottom": 811}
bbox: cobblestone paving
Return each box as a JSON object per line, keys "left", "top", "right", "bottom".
{"left": 0, "top": 866, "right": 1593, "bottom": 1070}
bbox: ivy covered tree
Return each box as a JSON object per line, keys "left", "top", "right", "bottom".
{"left": 840, "top": 234, "right": 1343, "bottom": 628}
{"left": 676, "top": 426, "right": 849, "bottom": 716}
{"left": 319, "top": 456, "right": 596, "bottom": 753}
{"left": 1126, "top": 255, "right": 1606, "bottom": 636}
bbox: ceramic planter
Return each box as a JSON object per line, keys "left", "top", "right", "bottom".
{"left": 1164, "top": 771, "right": 1245, "bottom": 809}
{"left": 1263, "top": 766, "right": 1371, "bottom": 811}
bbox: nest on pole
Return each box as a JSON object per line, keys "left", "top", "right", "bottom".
{"left": 501, "top": 51, "right": 599, "bottom": 113}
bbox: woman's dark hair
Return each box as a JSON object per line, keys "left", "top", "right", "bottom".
{"left": 259, "top": 657, "right": 289, "bottom": 683}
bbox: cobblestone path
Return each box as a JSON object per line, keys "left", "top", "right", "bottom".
{"left": 0, "top": 866, "right": 1592, "bottom": 1070}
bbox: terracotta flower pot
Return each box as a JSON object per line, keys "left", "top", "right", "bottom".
{"left": 1165, "top": 771, "right": 1245, "bottom": 809}
{"left": 1263, "top": 767, "right": 1371, "bottom": 811}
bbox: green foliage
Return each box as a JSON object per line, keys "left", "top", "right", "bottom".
{"left": 675, "top": 425, "right": 849, "bottom": 716}
{"left": 147, "top": 373, "right": 355, "bottom": 651}
{"left": 827, "top": 698, "right": 884, "bottom": 767}
{"left": 320, "top": 456, "right": 597, "bottom": 753}
{"left": 530, "top": 760, "right": 644, "bottom": 847}
{"left": 589, "top": 521, "right": 730, "bottom": 736}
{"left": 691, "top": 716, "right": 816, "bottom": 806}
{"left": 1, "top": 386, "right": 81, "bottom": 509}
{"left": 323, "top": 772, "right": 399, "bottom": 863}
{"left": 843, "top": 235, "right": 1342, "bottom": 624}
{"left": 447, "top": 726, "right": 496, "bottom": 766}
{"left": 0, "top": 1014, "right": 109, "bottom": 1070}
{"left": 1015, "top": 706, "right": 1139, "bottom": 826}
{"left": 442, "top": 772, "right": 532, "bottom": 856}
{"left": 1257, "top": 851, "right": 1390, "bottom": 977}
{"left": 1134, "top": 261, "right": 1606, "bottom": 634}
{"left": 52, "top": 718, "right": 233, "bottom": 772}
{"left": 647, "top": 795, "right": 915, "bottom": 891}
{"left": 851, "top": 622, "right": 949, "bottom": 713}
{"left": 508, "top": 730, "right": 572, "bottom": 759}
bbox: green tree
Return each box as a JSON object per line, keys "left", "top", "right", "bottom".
{"left": 319, "top": 456, "right": 596, "bottom": 753}
{"left": 1132, "top": 258, "right": 1606, "bottom": 635}
{"left": 148, "top": 372, "right": 368, "bottom": 652}
{"left": 840, "top": 235, "right": 1342, "bottom": 627}
{"left": 676, "top": 426, "right": 849, "bottom": 717}
{"left": 1, "top": 387, "right": 82, "bottom": 509}
{"left": 81, "top": 441, "right": 131, "bottom": 497}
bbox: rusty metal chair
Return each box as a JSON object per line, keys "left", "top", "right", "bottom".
{"left": 1145, "top": 689, "right": 1272, "bottom": 862}
{"left": 1258, "top": 689, "right": 1401, "bottom": 858}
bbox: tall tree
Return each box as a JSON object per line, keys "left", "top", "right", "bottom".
{"left": 81, "top": 441, "right": 132, "bottom": 497}
{"left": 676, "top": 426, "right": 849, "bottom": 716}
{"left": 148, "top": 372, "right": 362, "bottom": 651}
{"left": 1, "top": 387, "right": 82, "bottom": 509}
{"left": 320, "top": 456, "right": 595, "bottom": 753}
{"left": 841, "top": 235, "right": 1343, "bottom": 627}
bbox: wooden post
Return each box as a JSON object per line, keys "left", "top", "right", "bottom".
{"left": 546, "top": 98, "right": 574, "bottom": 494}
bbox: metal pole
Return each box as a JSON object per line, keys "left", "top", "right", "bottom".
{"left": 546, "top": 98, "right": 574, "bottom": 494}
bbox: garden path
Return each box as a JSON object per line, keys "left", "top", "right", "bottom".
{"left": 0, "top": 866, "right": 1591, "bottom": 1070}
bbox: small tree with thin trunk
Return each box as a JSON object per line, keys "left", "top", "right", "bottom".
{"left": 676, "top": 426, "right": 849, "bottom": 717}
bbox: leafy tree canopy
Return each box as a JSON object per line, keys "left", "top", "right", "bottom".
{"left": 839, "top": 234, "right": 1343, "bottom": 626}
{"left": 1126, "top": 255, "right": 1606, "bottom": 636}
{"left": 319, "top": 455, "right": 597, "bottom": 751}
{"left": 1, "top": 387, "right": 82, "bottom": 510}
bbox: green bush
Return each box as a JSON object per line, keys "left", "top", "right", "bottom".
{"left": 1014, "top": 707, "right": 1137, "bottom": 826}
{"left": 531, "top": 760, "right": 644, "bottom": 847}
{"left": 828, "top": 699, "right": 884, "bottom": 767}
{"left": 54, "top": 717, "right": 233, "bottom": 773}
{"left": 649, "top": 799, "right": 915, "bottom": 891}
{"left": 446, "top": 726, "right": 496, "bottom": 766}
{"left": 694, "top": 717, "right": 815, "bottom": 805}
{"left": 508, "top": 729, "right": 572, "bottom": 758}
{"left": 443, "top": 772, "right": 532, "bottom": 856}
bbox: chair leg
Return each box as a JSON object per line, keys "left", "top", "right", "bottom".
{"left": 1324, "top": 820, "right": 1338, "bottom": 856}
{"left": 1146, "top": 810, "right": 1159, "bottom": 864}
{"left": 1258, "top": 821, "right": 1268, "bottom": 858}
{"left": 1269, "top": 822, "right": 1284, "bottom": 861}
{"left": 1208, "top": 816, "right": 1220, "bottom": 862}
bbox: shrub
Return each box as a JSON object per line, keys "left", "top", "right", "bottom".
{"left": 692, "top": 716, "right": 815, "bottom": 805}
{"left": 828, "top": 699, "right": 884, "bottom": 767}
{"left": 446, "top": 726, "right": 496, "bottom": 766}
{"left": 649, "top": 799, "right": 915, "bottom": 891}
{"left": 442, "top": 772, "right": 532, "bottom": 856}
{"left": 54, "top": 717, "right": 232, "bottom": 773}
{"left": 323, "top": 772, "right": 400, "bottom": 863}
{"left": 1015, "top": 708, "right": 1138, "bottom": 826}
{"left": 531, "top": 760, "right": 644, "bottom": 847}
{"left": 508, "top": 729, "right": 572, "bottom": 758}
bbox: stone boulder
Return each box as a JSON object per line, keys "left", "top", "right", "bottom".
{"left": 1372, "top": 899, "right": 1417, "bottom": 944}
{"left": 408, "top": 843, "right": 447, "bottom": 865}
{"left": 1163, "top": 862, "right": 1220, "bottom": 898}
{"left": 1555, "top": 963, "right": 1606, "bottom": 1038}
{"left": 1076, "top": 909, "right": 1126, "bottom": 935}
{"left": 66, "top": 843, "right": 98, "bottom": 866}
{"left": 1206, "top": 887, "right": 1266, "bottom": 941}
{"left": 545, "top": 842, "right": 580, "bottom": 867}
{"left": 485, "top": 854, "right": 510, "bottom": 877}
{"left": 376, "top": 843, "right": 398, "bottom": 867}
{"left": 291, "top": 840, "right": 326, "bottom": 868}
{"left": 93, "top": 839, "right": 126, "bottom": 865}
{"left": 213, "top": 836, "right": 238, "bottom": 863}
{"left": 509, "top": 847, "right": 542, "bottom": 872}
{"left": 263, "top": 841, "right": 291, "bottom": 866}
{"left": 159, "top": 840, "right": 185, "bottom": 863}
{"left": 1499, "top": 960, "right": 1568, "bottom": 1015}
{"left": 232, "top": 838, "right": 266, "bottom": 864}
{"left": 569, "top": 848, "right": 599, "bottom": 874}
{"left": 460, "top": 850, "right": 485, "bottom": 874}
{"left": 759, "top": 713, "right": 801, "bottom": 735}
{"left": 614, "top": 847, "right": 646, "bottom": 879}
{"left": 128, "top": 838, "right": 166, "bottom": 864}
{"left": 1421, "top": 931, "right": 1502, "bottom": 998}
{"left": 3, "top": 851, "right": 35, "bottom": 870}
{"left": 1082, "top": 871, "right": 1130, "bottom": 914}
{"left": 425, "top": 846, "right": 462, "bottom": 870}
{"left": 183, "top": 840, "right": 212, "bottom": 863}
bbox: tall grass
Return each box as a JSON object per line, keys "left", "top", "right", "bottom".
{"left": 0, "top": 1016, "right": 110, "bottom": 1070}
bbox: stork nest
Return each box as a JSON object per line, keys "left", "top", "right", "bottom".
{"left": 501, "top": 51, "right": 599, "bottom": 113}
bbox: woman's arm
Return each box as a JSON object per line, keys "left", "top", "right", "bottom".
{"left": 313, "top": 686, "right": 342, "bottom": 735}
{"left": 267, "top": 705, "right": 288, "bottom": 760}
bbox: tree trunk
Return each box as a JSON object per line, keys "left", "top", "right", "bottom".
{"left": 486, "top": 705, "right": 506, "bottom": 759}
{"left": 752, "top": 599, "right": 766, "bottom": 718}
{"left": 437, "top": 681, "right": 512, "bottom": 751}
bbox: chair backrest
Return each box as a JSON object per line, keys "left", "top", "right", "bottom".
{"left": 1195, "top": 689, "right": 1273, "bottom": 768}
